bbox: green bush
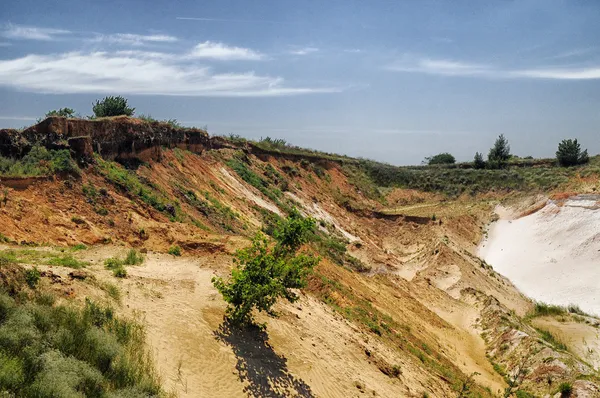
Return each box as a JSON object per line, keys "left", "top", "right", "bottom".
{"left": 212, "top": 210, "right": 319, "bottom": 326}
{"left": 44, "top": 108, "right": 76, "bottom": 119}
{"left": 167, "top": 246, "right": 182, "bottom": 256}
{"left": 25, "top": 267, "right": 41, "bottom": 288}
{"left": 425, "top": 153, "right": 455, "bottom": 165}
{"left": 92, "top": 96, "right": 135, "bottom": 118}
{"left": 558, "top": 382, "right": 572, "bottom": 397}
{"left": 556, "top": 139, "right": 589, "bottom": 167}
{"left": 123, "top": 249, "right": 144, "bottom": 266}
{"left": 473, "top": 152, "right": 485, "bottom": 169}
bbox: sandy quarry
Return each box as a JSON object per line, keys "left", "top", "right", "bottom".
{"left": 479, "top": 195, "right": 600, "bottom": 316}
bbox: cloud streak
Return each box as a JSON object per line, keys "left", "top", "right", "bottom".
{"left": 90, "top": 33, "right": 178, "bottom": 46}
{"left": 289, "top": 47, "right": 319, "bottom": 55}
{"left": 0, "top": 50, "right": 338, "bottom": 97}
{"left": 188, "top": 41, "right": 264, "bottom": 60}
{"left": 1, "top": 23, "right": 70, "bottom": 41}
{"left": 386, "top": 55, "right": 600, "bottom": 80}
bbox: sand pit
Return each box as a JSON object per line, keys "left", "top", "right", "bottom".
{"left": 479, "top": 195, "right": 600, "bottom": 316}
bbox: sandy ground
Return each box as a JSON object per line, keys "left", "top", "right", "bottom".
{"left": 112, "top": 252, "right": 434, "bottom": 398}
{"left": 479, "top": 196, "right": 600, "bottom": 316}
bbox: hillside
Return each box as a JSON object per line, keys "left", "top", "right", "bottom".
{"left": 0, "top": 117, "right": 599, "bottom": 397}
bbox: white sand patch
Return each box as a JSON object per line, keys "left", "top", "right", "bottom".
{"left": 218, "top": 167, "right": 283, "bottom": 216}
{"left": 285, "top": 192, "right": 360, "bottom": 242}
{"left": 479, "top": 197, "right": 600, "bottom": 315}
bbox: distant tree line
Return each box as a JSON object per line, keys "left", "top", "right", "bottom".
{"left": 426, "top": 133, "right": 590, "bottom": 168}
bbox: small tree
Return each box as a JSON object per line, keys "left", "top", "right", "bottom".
{"left": 212, "top": 210, "right": 319, "bottom": 326}
{"left": 556, "top": 139, "right": 589, "bottom": 167}
{"left": 45, "top": 108, "right": 76, "bottom": 118}
{"left": 92, "top": 96, "right": 135, "bottom": 118}
{"left": 473, "top": 152, "right": 485, "bottom": 169}
{"left": 488, "top": 134, "right": 511, "bottom": 164}
{"left": 425, "top": 153, "right": 456, "bottom": 165}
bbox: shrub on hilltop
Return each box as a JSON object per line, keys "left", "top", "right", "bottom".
{"left": 556, "top": 138, "right": 589, "bottom": 167}
{"left": 425, "top": 153, "right": 456, "bottom": 165}
{"left": 92, "top": 96, "right": 135, "bottom": 118}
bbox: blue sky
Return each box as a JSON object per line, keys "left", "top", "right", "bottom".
{"left": 1, "top": 0, "right": 599, "bottom": 165}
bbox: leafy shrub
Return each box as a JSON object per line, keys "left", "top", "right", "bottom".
{"left": 556, "top": 139, "right": 589, "bottom": 167}
{"left": 212, "top": 210, "right": 319, "bottom": 326}
{"left": 425, "top": 153, "right": 455, "bottom": 165}
{"left": 92, "top": 96, "right": 135, "bottom": 118}
{"left": 123, "top": 249, "right": 144, "bottom": 266}
{"left": 113, "top": 267, "right": 127, "bottom": 278}
{"left": 25, "top": 267, "right": 41, "bottom": 288}
{"left": 167, "top": 246, "right": 182, "bottom": 256}
{"left": 44, "top": 108, "right": 76, "bottom": 119}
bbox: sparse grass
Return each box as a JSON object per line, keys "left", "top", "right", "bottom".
{"left": 70, "top": 244, "right": 88, "bottom": 251}
{"left": 104, "top": 250, "right": 143, "bottom": 278}
{"left": 95, "top": 156, "right": 181, "bottom": 220}
{"left": 536, "top": 327, "right": 568, "bottom": 351}
{"left": 47, "top": 254, "right": 88, "bottom": 269}
{"left": 0, "top": 249, "right": 88, "bottom": 269}
{"left": 0, "top": 284, "right": 162, "bottom": 396}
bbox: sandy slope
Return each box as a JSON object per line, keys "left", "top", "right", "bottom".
{"left": 479, "top": 196, "right": 600, "bottom": 315}
{"left": 115, "top": 252, "right": 438, "bottom": 397}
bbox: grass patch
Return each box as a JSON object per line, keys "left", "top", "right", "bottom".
{"left": 536, "top": 327, "right": 568, "bottom": 351}
{"left": 0, "top": 249, "right": 88, "bottom": 269}
{"left": 95, "top": 156, "right": 180, "bottom": 220}
{"left": 47, "top": 255, "right": 88, "bottom": 269}
{"left": 0, "top": 285, "right": 162, "bottom": 396}
{"left": 104, "top": 250, "right": 143, "bottom": 278}
{"left": 0, "top": 145, "right": 79, "bottom": 178}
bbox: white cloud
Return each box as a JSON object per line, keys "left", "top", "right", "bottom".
{"left": 2, "top": 23, "right": 70, "bottom": 41}
{"left": 510, "top": 67, "right": 600, "bottom": 80}
{"left": 91, "top": 33, "right": 178, "bottom": 46}
{"left": 387, "top": 57, "right": 492, "bottom": 77}
{"left": 188, "top": 41, "right": 264, "bottom": 60}
{"left": 386, "top": 55, "right": 600, "bottom": 80}
{"left": 289, "top": 47, "right": 319, "bottom": 55}
{"left": 0, "top": 51, "right": 337, "bottom": 96}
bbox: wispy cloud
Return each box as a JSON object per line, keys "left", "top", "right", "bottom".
{"left": 0, "top": 50, "right": 338, "bottom": 96}
{"left": 343, "top": 49, "right": 362, "bottom": 54}
{"left": 91, "top": 33, "right": 178, "bottom": 46}
{"left": 176, "top": 16, "right": 292, "bottom": 25}
{"left": 188, "top": 41, "right": 264, "bottom": 60}
{"left": 545, "top": 47, "right": 596, "bottom": 60}
{"left": 387, "top": 57, "right": 492, "bottom": 77}
{"left": 386, "top": 55, "right": 600, "bottom": 80}
{"left": 289, "top": 47, "right": 319, "bottom": 56}
{"left": 1, "top": 23, "right": 70, "bottom": 41}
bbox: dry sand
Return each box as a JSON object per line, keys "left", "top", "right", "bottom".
{"left": 479, "top": 196, "right": 600, "bottom": 315}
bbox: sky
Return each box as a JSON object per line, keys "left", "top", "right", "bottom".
{"left": 0, "top": 0, "right": 599, "bottom": 165}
